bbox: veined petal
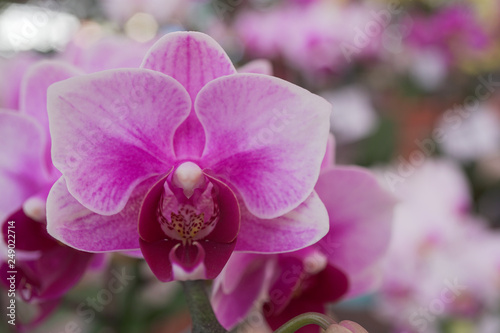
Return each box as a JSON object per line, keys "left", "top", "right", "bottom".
{"left": 141, "top": 32, "right": 236, "bottom": 158}
{"left": 235, "top": 191, "right": 329, "bottom": 253}
{"left": 197, "top": 74, "right": 331, "bottom": 218}
{"left": 20, "top": 61, "right": 83, "bottom": 177}
{"left": 315, "top": 167, "right": 396, "bottom": 275}
{"left": 48, "top": 69, "right": 191, "bottom": 214}
{"left": 141, "top": 31, "right": 236, "bottom": 101}
{"left": 46, "top": 176, "right": 160, "bottom": 252}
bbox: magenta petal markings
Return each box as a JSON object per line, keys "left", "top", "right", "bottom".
{"left": 46, "top": 32, "right": 332, "bottom": 281}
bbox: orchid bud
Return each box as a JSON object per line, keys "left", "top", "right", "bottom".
{"left": 326, "top": 320, "right": 369, "bottom": 333}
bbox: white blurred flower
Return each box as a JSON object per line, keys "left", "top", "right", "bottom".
{"left": 439, "top": 105, "right": 500, "bottom": 161}
{"left": 322, "top": 86, "right": 378, "bottom": 143}
{"left": 100, "top": 0, "right": 184, "bottom": 25}
{"left": 375, "top": 159, "right": 500, "bottom": 332}
{"left": 409, "top": 48, "right": 448, "bottom": 91}
{"left": 0, "top": 4, "right": 79, "bottom": 55}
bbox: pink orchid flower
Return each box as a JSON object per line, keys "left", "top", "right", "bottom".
{"left": 406, "top": 5, "right": 491, "bottom": 65}
{"left": 0, "top": 61, "right": 102, "bottom": 327}
{"left": 46, "top": 31, "right": 332, "bottom": 282}
{"left": 211, "top": 137, "right": 395, "bottom": 332}
{"left": 0, "top": 53, "right": 40, "bottom": 110}
{"left": 234, "top": 2, "right": 382, "bottom": 77}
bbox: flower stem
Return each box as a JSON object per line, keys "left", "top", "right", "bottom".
{"left": 273, "top": 312, "right": 336, "bottom": 333}
{"left": 181, "top": 280, "right": 227, "bottom": 333}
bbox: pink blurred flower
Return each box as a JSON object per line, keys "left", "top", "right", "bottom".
{"left": 0, "top": 34, "right": 152, "bottom": 114}
{"left": 0, "top": 61, "right": 102, "bottom": 328}
{"left": 406, "top": 5, "right": 491, "bottom": 65}
{"left": 46, "top": 32, "right": 332, "bottom": 282}
{"left": 62, "top": 35, "right": 154, "bottom": 73}
{"left": 376, "top": 159, "right": 500, "bottom": 332}
{"left": 234, "top": 2, "right": 383, "bottom": 77}
{"left": 438, "top": 104, "right": 500, "bottom": 161}
{"left": 0, "top": 53, "right": 40, "bottom": 110}
{"left": 212, "top": 137, "right": 395, "bottom": 331}
{"left": 322, "top": 86, "right": 378, "bottom": 143}
{"left": 100, "top": 0, "right": 184, "bottom": 25}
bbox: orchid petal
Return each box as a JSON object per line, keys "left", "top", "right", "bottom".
{"left": 321, "top": 133, "right": 336, "bottom": 170}
{"left": 141, "top": 31, "right": 236, "bottom": 101}
{"left": 197, "top": 74, "right": 331, "bottom": 218}
{"left": 235, "top": 191, "right": 329, "bottom": 253}
{"left": 48, "top": 69, "right": 191, "bottom": 214}
{"left": 266, "top": 256, "right": 304, "bottom": 315}
{"left": 219, "top": 253, "right": 267, "bottom": 295}
{"left": 47, "top": 176, "right": 160, "bottom": 252}
{"left": 315, "top": 167, "right": 395, "bottom": 275}
{"left": 212, "top": 254, "right": 269, "bottom": 330}
{"left": 141, "top": 32, "right": 236, "bottom": 158}
{"left": 0, "top": 111, "right": 47, "bottom": 220}
{"left": 15, "top": 246, "right": 93, "bottom": 301}
{"left": 20, "top": 61, "right": 82, "bottom": 176}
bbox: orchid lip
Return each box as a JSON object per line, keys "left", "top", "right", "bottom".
{"left": 169, "top": 242, "right": 206, "bottom": 280}
{"left": 157, "top": 168, "right": 220, "bottom": 246}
